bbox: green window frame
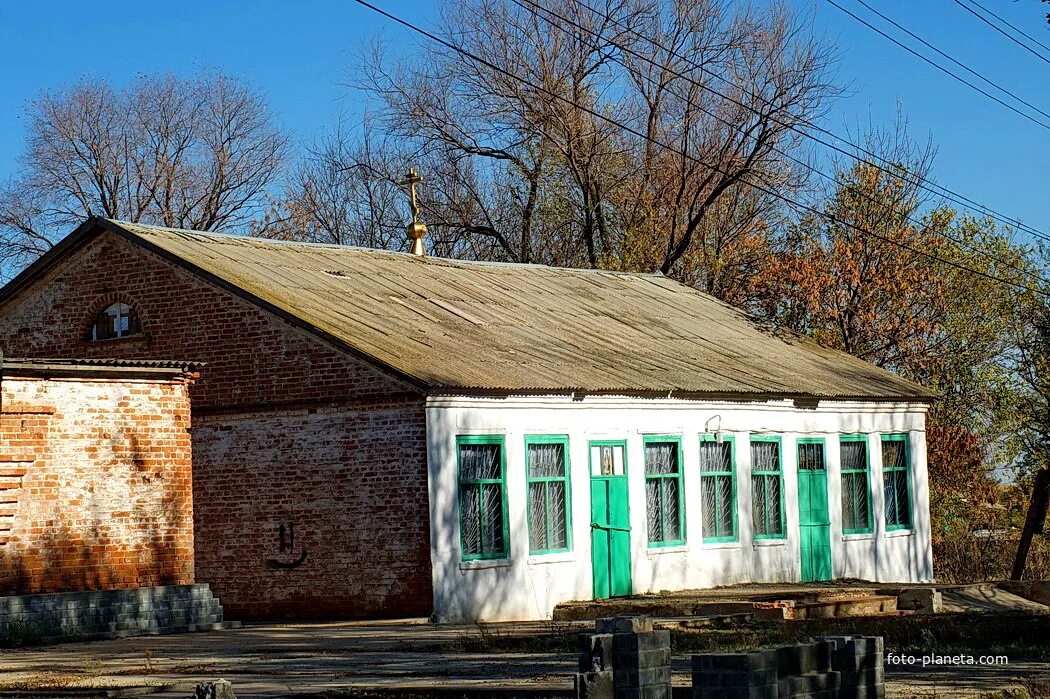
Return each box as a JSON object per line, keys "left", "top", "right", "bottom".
{"left": 456, "top": 435, "right": 510, "bottom": 561}
{"left": 750, "top": 435, "right": 785, "bottom": 539}
{"left": 525, "top": 435, "right": 572, "bottom": 555}
{"left": 643, "top": 435, "right": 686, "bottom": 547}
{"left": 882, "top": 434, "right": 913, "bottom": 531}
{"left": 699, "top": 435, "right": 737, "bottom": 543}
{"left": 840, "top": 435, "right": 874, "bottom": 535}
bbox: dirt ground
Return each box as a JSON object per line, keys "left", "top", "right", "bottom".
{"left": 0, "top": 618, "right": 1048, "bottom": 698}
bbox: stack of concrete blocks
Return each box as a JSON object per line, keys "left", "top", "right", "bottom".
{"left": 0, "top": 584, "right": 228, "bottom": 644}
{"left": 575, "top": 615, "right": 672, "bottom": 699}
{"left": 825, "top": 636, "right": 884, "bottom": 699}
{"left": 691, "top": 636, "right": 884, "bottom": 699}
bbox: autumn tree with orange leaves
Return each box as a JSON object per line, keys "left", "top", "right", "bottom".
{"left": 754, "top": 128, "right": 1041, "bottom": 578}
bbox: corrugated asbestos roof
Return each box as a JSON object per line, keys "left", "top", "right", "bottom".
{"left": 9, "top": 218, "right": 935, "bottom": 400}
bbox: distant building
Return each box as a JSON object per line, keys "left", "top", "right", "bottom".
{"left": 0, "top": 218, "right": 935, "bottom": 622}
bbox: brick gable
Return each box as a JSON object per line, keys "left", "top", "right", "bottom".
{"left": 0, "top": 231, "right": 433, "bottom": 619}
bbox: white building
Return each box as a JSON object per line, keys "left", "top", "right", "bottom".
{"left": 427, "top": 395, "right": 931, "bottom": 622}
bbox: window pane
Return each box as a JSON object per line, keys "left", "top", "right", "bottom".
{"left": 481, "top": 483, "right": 505, "bottom": 554}
{"left": 798, "top": 443, "right": 825, "bottom": 471}
{"left": 753, "top": 474, "right": 782, "bottom": 536}
{"left": 645, "top": 478, "right": 662, "bottom": 542}
{"left": 548, "top": 481, "right": 568, "bottom": 549}
{"left": 842, "top": 471, "right": 872, "bottom": 531}
{"left": 528, "top": 442, "right": 565, "bottom": 479}
{"left": 460, "top": 443, "right": 502, "bottom": 480}
{"left": 882, "top": 439, "right": 907, "bottom": 471}
{"left": 716, "top": 474, "right": 734, "bottom": 537}
{"left": 460, "top": 483, "right": 481, "bottom": 556}
{"left": 751, "top": 475, "right": 767, "bottom": 534}
{"left": 766, "top": 476, "right": 783, "bottom": 535}
{"left": 699, "top": 441, "right": 731, "bottom": 472}
{"left": 645, "top": 442, "right": 679, "bottom": 475}
{"left": 842, "top": 472, "right": 857, "bottom": 530}
{"left": 896, "top": 468, "right": 911, "bottom": 526}
{"left": 592, "top": 445, "right": 624, "bottom": 476}
{"left": 751, "top": 441, "right": 780, "bottom": 472}
{"left": 841, "top": 441, "right": 867, "bottom": 471}
{"left": 528, "top": 482, "right": 547, "bottom": 551}
{"left": 661, "top": 479, "right": 681, "bottom": 541}
{"left": 855, "top": 475, "right": 871, "bottom": 529}
{"left": 701, "top": 478, "right": 717, "bottom": 535}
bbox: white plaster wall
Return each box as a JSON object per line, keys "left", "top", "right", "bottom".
{"left": 426, "top": 395, "right": 932, "bottom": 623}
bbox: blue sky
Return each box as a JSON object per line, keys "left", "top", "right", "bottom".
{"left": 1, "top": 0, "right": 1048, "bottom": 242}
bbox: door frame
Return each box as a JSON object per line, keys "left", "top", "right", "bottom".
{"left": 588, "top": 439, "right": 632, "bottom": 599}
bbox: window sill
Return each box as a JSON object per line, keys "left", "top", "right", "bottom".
{"left": 646, "top": 544, "right": 689, "bottom": 557}
{"left": 752, "top": 538, "right": 787, "bottom": 547}
{"left": 459, "top": 558, "right": 513, "bottom": 571}
{"left": 884, "top": 528, "right": 915, "bottom": 538}
{"left": 526, "top": 552, "right": 576, "bottom": 566}
{"left": 86, "top": 332, "right": 148, "bottom": 344}
{"left": 702, "top": 540, "right": 742, "bottom": 550}
{"left": 841, "top": 532, "right": 875, "bottom": 541}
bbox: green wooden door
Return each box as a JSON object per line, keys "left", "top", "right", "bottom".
{"left": 589, "top": 441, "right": 632, "bottom": 599}
{"left": 797, "top": 439, "right": 833, "bottom": 582}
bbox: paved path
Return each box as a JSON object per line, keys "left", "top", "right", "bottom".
{"left": 0, "top": 619, "right": 1046, "bottom": 698}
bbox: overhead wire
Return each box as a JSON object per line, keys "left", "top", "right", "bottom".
{"left": 347, "top": 0, "right": 1049, "bottom": 297}
{"left": 826, "top": 0, "right": 1050, "bottom": 132}
{"left": 508, "top": 0, "right": 1047, "bottom": 286}
{"left": 951, "top": 0, "right": 1050, "bottom": 66}
{"left": 531, "top": 0, "right": 1050, "bottom": 246}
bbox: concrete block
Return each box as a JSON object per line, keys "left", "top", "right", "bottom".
{"left": 613, "top": 630, "right": 671, "bottom": 653}
{"left": 193, "top": 679, "right": 236, "bottom": 699}
{"left": 614, "top": 647, "right": 672, "bottom": 670}
{"left": 777, "top": 671, "right": 840, "bottom": 697}
{"left": 896, "top": 588, "right": 942, "bottom": 613}
{"left": 692, "top": 686, "right": 777, "bottom": 699}
{"left": 692, "top": 668, "right": 777, "bottom": 688}
{"left": 598, "top": 616, "right": 655, "bottom": 634}
{"left": 693, "top": 650, "right": 776, "bottom": 673}
{"left": 613, "top": 665, "right": 671, "bottom": 688}
{"left": 575, "top": 670, "right": 614, "bottom": 699}
{"left": 613, "top": 685, "right": 672, "bottom": 699}
{"left": 837, "top": 666, "right": 885, "bottom": 686}
{"left": 580, "top": 633, "right": 616, "bottom": 672}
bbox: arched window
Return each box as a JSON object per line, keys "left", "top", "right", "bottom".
{"left": 90, "top": 302, "right": 141, "bottom": 341}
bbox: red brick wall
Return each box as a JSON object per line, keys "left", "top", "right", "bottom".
{"left": 0, "top": 230, "right": 434, "bottom": 619}
{"left": 192, "top": 400, "right": 431, "bottom": 620}
{"left": 0, "top": 375, "right": 194, "bottom": 595}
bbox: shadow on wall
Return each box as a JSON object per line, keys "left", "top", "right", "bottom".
{"left": 0, "top": 414, "right": 193, "bottom": 597}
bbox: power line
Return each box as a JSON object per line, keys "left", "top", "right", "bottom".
{"left": 348, "top": 0, "right": 1049, "bottom": 298}
{"left": 952, "top": 0, "right": 1050, "bottom": 63}
{"left": 826, "top": 0, "right": 1050, "bottom": 132}
{"left": 509, "top": 0, "right": 1046, "bottom": 286}
{"left": 547, "top": 0, "right": 1050, "bottom": 247}
{"left": 542, "top": 0, "right": 1050, "bottom": 247}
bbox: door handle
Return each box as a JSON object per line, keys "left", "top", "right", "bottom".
{"left": 591, "top": 522, "right": 631, "bottom": 533}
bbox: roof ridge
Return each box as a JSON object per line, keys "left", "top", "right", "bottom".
{"left": 104, "top": 219, "right": 666, "bottom": 278}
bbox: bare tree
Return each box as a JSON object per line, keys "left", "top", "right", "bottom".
{"left": 276, "top": 0, "right": 835, "bottom": 300}
{"left": 0, "top": 72, "right": 287, "bottom": 274}
{"left": 255, "top": 120, "right": 407, "bottom": 250}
